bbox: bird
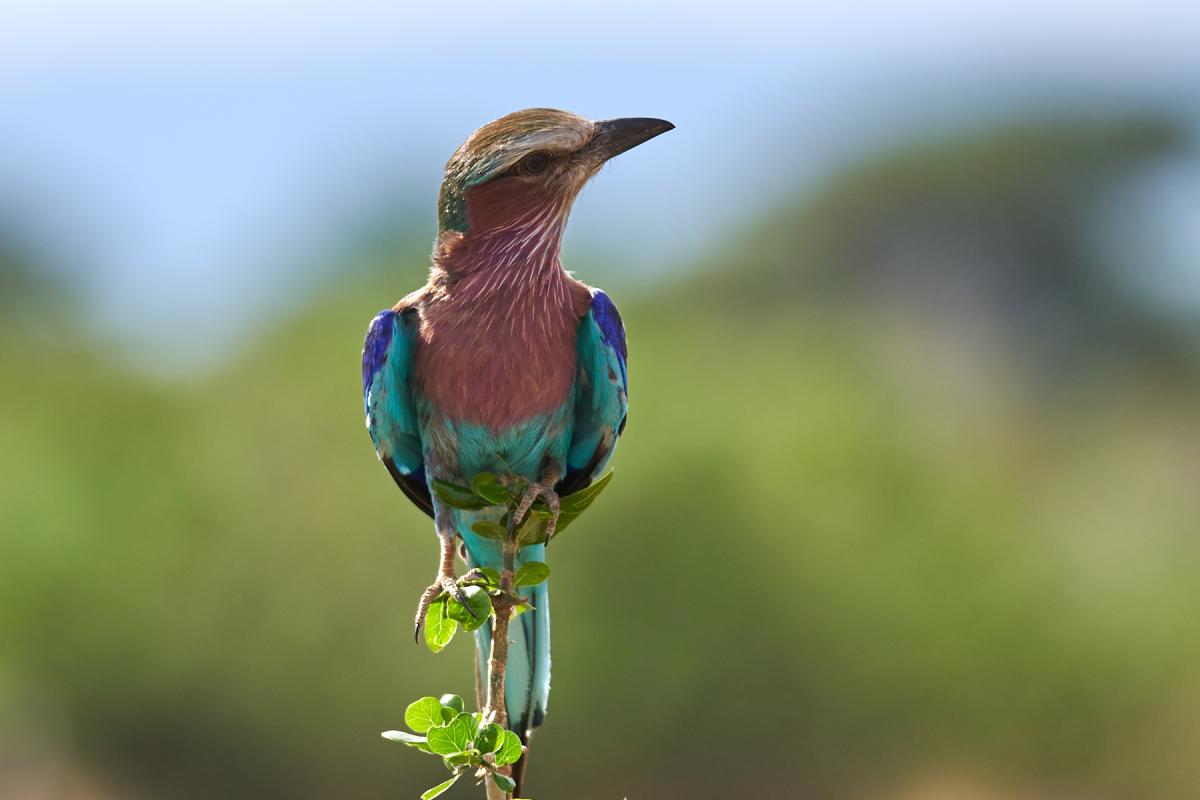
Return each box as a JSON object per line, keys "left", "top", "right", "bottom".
{"left": 361, "top": 108, "right": 672, "bottom": 788}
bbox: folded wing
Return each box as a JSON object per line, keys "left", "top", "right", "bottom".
{"left": 561, "top": 289, "right": 629, "bottom": 495}
{"left": 363, "top": 307, "right": 433, "bottom": 518}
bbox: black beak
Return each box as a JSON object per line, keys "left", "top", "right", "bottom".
{"left": 585, "top": 117, "right": 675, "bottom": 162}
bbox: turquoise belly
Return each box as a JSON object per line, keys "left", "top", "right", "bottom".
{"left": 421, "top": 395, "right": 575, "bottom": 483}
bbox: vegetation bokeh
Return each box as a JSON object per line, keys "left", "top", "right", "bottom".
{"left": 3, "top": 9, "right": 1200, "bottom": 799}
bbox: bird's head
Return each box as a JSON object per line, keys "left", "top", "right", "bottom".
{"left": 435, "top": 109, "right": 673, "bottom": 265}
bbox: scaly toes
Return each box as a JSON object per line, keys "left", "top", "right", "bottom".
{"left": 412, "top": 572, "right": 481, "bottom": 641}
{"left": 512, "top": 482, "right": 562, "bottom": 540}
{"left": 440, "top": 575, "right": 480, "bottom": 618}
{"left": 413, "top": 582, "right": 444, "bottom": 642}
{"left": 544, "top": 492, "right": 562, "bottom": 540}
{"left": 511, "top": 485, "right": 539, "bottom": 529}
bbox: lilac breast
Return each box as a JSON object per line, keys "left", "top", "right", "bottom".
{"left": 414, "top": 294, "right": 580, "bottom": 431}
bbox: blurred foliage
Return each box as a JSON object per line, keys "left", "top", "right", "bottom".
{"left": 0, "top": 206, "right": 61, "bottom": 315}
{"left": 692, "top": 116, "right": 1193, "bottom": 379}
{"left": 3, "top": 116, "right": 1200, "bottom": 800}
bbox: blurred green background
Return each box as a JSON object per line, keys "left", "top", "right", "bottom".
{"left": 3, "top": 3, "right": 1200, "bottom": 799}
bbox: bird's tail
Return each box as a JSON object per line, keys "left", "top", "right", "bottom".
{"left": 459, "top": 525, "right": 550, "bottom": 788}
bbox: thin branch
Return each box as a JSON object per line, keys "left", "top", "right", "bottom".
{"left": 483, "top": 535, "right": 518, "bottom": 800}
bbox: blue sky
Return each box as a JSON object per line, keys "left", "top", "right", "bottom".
{"left": 3, "top": 1, "right": 1199, "bottom": 368}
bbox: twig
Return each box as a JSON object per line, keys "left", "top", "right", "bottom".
{"left": 483, "top": 535, "right": 519, "bottom": 800}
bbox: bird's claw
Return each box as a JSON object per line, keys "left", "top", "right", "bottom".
{"left": 511, "top": 478, "right": 562, "bottom": 541}
{"left": 461, "top": 567, "right": 488, "bottom": 584}
{"left": 413, "top": 572, "right": 479, "bottom": 642}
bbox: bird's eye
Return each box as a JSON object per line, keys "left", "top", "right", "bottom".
{"left": 521, "top": 152, "right": 549, "bottom": 174}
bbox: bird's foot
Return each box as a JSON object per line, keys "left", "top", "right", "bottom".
{"left": 511, "top": 472, "right": 562, "bottom": 541}
{"left": 412, "top": 556, "right": 482, "bottom": 642}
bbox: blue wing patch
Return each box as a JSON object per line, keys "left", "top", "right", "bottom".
{"left": 561, "top": 290, "right": 629, "bottom": 495}
{"left": 363, "top": 310, "right": 395, "bottom": 413}
{"left": 589, "top": 289, "right": 627, "bottom": 386}
{"left": 363, "top": 307, "right": 432, "bottom": 518}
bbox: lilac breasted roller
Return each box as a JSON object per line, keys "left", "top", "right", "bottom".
{"left": 361, "top": 109, "right": 672, "bottom": 787}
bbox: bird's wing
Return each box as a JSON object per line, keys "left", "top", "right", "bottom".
{"left": 560, "top": 289, "right": 629, "bottom": 495}
{"left": 363, "top": 304, "right": 433, "bottom": 518}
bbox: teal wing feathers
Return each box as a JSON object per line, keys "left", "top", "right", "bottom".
{"left": 561, "top": 289, "right": 628, "bottom": 495}
{"left": 363, "top": 307, "right": 433, "bottom": 517}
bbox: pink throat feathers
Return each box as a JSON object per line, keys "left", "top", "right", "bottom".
{"left": 414, "top": 187, "right": 591, "bottom": 432}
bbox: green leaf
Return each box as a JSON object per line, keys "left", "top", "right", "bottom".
{"left": 515, "top": 511, "right": 550, "bottom": 546}
{"left": 381, "top": 730, "right": 429, "bottom": 751}
{"left": 470, "top": 520, "right": 507, "bottom": 540}
{"left": 446, "top": 586, "right": 493, "bottom": 632}
{"left": 492, "top": 772, "right": 517, "bottom": 793}
{"left": 471, "top": 472, "right": 511, "bottom": 504}
{"left": 494, "top": 730, "right": 524, "bottom": 766}
{"left": 420, "top": 774, "right": 461, "bottom": 800}
{"left": 513, "top": 561, "right": 550, "bottom": 588}
{"left": 559, "top": 470, "right": 613, "bottom": 513}
{"left": 432, "top": 479, "right": 489, "bottom": 510}
{"left": 444, "top": 748, "right": 480, "bottom": 767}
{"left": 404, "top": 697, "right": 445, "bottom": 734}
{"left": 439, "top": 693, "right": 465, "bottom": 714}
{"left": 476, "top": 723, "right": 504, "bottom": 754}
{"left": 461, "top": 567, "right": 502, "bottom": 588}
{"left": 553, "top": 470, "right": 614, "bottom": 535}
{"left": 507, "top": 477, "right": 529, "bottom": 500}
{"left": 439, "top": 705, "right": 456, "bottom": 723}
{"left": 424, "top": 598, "right": 458, "bottom": 653}
{"left": 426, "top": 712, "right": 475, "bottom": 755}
